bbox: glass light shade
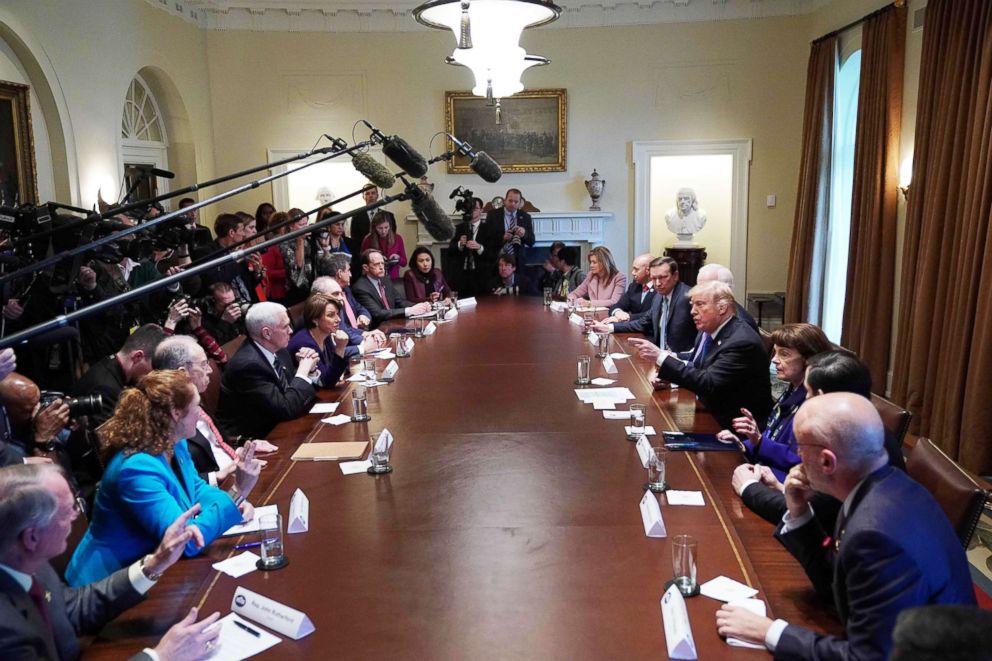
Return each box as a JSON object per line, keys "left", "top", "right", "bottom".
{"left": 448, "top": 47, "right": 547, "bottom": 97}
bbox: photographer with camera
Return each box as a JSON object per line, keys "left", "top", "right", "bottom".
{"left": 198, "top": 282, "right": 248, "bottom": 346}
{"left": 0, "top": 372, "right": 71, "bottom": 462}
{"left": 447, "top": 192, "right": 500, "bottom": 298}
{"left": 488, "top": 188, "right": 535, "bottom": 262}
{"left": 162, "top": 296, "right": 228, "bottom": 366}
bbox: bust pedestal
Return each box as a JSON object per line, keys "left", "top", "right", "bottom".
{"left": 664, "top": 246, "right": 707, "bottom": 287}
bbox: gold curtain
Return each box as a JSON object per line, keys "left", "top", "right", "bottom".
{"left": 840, "top": 4, "right": 906, "bottom": 391}
{"left": 891, "top": 0, "right": 992, "bottom": 473}
{"left": 784, "top": 37, "right": 837, "bottom": 324}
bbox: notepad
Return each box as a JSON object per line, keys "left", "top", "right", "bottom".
{"left": 290, "top": 441, "right": 368, "bottom": 462}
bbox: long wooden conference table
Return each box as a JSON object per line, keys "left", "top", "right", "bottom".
{"left": 85, "top": 298, "right": 840, "bottom": 659}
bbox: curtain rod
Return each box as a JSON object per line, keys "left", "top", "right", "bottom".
{"left": 812, "top": 0, "right": 904, "bottom": 44}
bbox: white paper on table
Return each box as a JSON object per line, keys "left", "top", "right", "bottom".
{"left": 590, "top": 377, "right": 616, "bottom": 386}
{"left": 639, "top": 491, "right": 667, "bottom": 538}
{"left": 458, "top": 296, "right": 477, "bottom": 307}
{"left": 321, "top": 414, "right": 352, "bottom": 426}
{"left": 568, "top": 313, "right": 584, "bottom": 326}
{"left": 208, "top": 613, "right": 281, "bottom": 660}
{"left": 624, "top": 425, "right": 656, "bottom": 436}
{"left": 381, "top": 360, "right": 399, "bottom": 380}
{"left": 231, "top": 587, "right": 315, "bottom": 640}
{"left": 592, "top": 400, "right": 616, "bottom": 410}
{"left": 340, "top": 460, "right": 372, "bottom": 475}
{"left": 699, "top": 576, "right": 759, "bottom": 603}
{"left": 610, "top": 352, "right": 632, "bottom": 359}
{"left": 423, "top": 321, "right": 437, "bottom": 335}
{"left": 444, "top": 307, "right": 458, "bottom": 320}
{"left": 725, "top": 599, "right": 767, "bottom": 649}
{"left": 575, "top": 387, "right": 636, "bottom": 403}
{"left": 375, "top": 350, "right": 396, "bottom": 359}
{"left": 603, "top": 410, "right": 630, "bottom": 420}
{"left": 636, "top": 435, "right": 654, "bottom": 468}
{"left": 602, "top": 355, "right": 618, "bottom": 374}
{"left": 549, "top": 301, "right": 568, "bottom": 312}
{"left": 666, "top": 490, "right": 706, "bottom": 507}
{"left": 404, "top": 338, "right": 415, "bottom": 353}
{"left": 587, "top": 331, "right": 600, "bottom": 346}
{"left": 222, "top": 505, "right": 278, "bottom": 537}
{"left": 373, "top": 428, "right": 393, "bottom": 454}
{"left": 660, "top": 585, "right": 698, "bottom": 659}
{"left": 345, "top": 374, "right": 366, "bottom": 382}
{"left": 212, "top": 552, "right": 260, "bottom": 578}
{"left": 287, "top": 488, "right": 309, "bottom": 533}
{"left": 308, "top": 402, "right": 339, "bottom": 414}
{"left": 361, "top": 380, "right": 388, "bottom": 388}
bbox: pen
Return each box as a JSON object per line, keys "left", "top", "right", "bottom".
{"left": 233, "top": 538, "right": 276, "bottom": 550}
{"left": 234, "top": 620, "right": 261, "bottom": 637}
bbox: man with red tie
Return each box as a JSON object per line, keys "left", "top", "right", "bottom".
{"left": 604, "top": 252, "right": 656, "bottom": 322}
{"left": 351, "top": 250, "right": 431, "bottom": 329}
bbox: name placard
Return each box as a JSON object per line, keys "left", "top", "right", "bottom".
{"left": 404, "top": 338, "right": 415, "bottom": 354}
{"left": 587, "top": 331, "right": 600, "bottom": 346}
{"left": 550, "top": 301, "right": 568, "bottom": 312}
{"left": 423, "top": 321, "right": 437, "bottom": 335}
{"left": 287, "top": 488, "right": 309, "bottom": 534}
{"left": 602, "top": 355, "right": 618, "bottom": 374}
{"left": 660, "top": 585, "right": 697, "bottom": 659}
{"left": 568, "top": 313, "right": 584, "bottom": 326}
{"left": 382, "top": 360, "right": 399, "bottom": 381}
{"left": 636, "top": 435, "right": 653, "bottom": 468}
{"left": 231, "top": 586, "right": 315, "bottom": 640}
{"left": 373, "top": 428, "right": 394, "bottom": 454}
{"left": 639, "top": 491, "right": 667, "bottom": 538}
{"left": 444, "top": 307, "right": 458, "bottom": 320}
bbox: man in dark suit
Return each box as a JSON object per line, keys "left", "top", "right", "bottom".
{"left": 447, "top": 197, "right": 501, "bottom": 298}
{"left": 605, "top": 253, "right": 656, "bottom": 321}
{"left": 215, "top": 301, "right": 319, "bottom": 440}
{"left": 350, "top": 185, "right": 397, "bottom": 248}
{"left": 0, "top": 463, "right": 222, "bottom": 659}
{"left": 487, "top": 188, "right": 535, "bottom": 263}
{"left": 488, "top": 254, "right": 538, "bottom": 296}
{"left": 192, "top": 213, "right": 258, "bottom": 302}
{"left": 595, "top": 257, "right": 696, "bottom": 353}
{"left": 352, "top": 249, "right": 431, "bottom": 328}
{"left": 715, "top": 393, "right": 976, "bottom": 659}
{"left": 630, "top": 280, "right": 771, "bottom": 428}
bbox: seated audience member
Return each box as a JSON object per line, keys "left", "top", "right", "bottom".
{"left": 0, "top": 463, "right": 223, "bottom": 660}
{"left": 287, "top": 294, "right": 349, "bottom": 388}
{"left": 279, "top": 210, "right": 315, "bottom": 305}
{"left": 567, "top": 246, "right": 628, "bottom": 307}
{"left": 198, "top": 282, "right": 247, "bottom": 346}
{"left": 553, "top": 247, "right": 585, "bottom": 299}
{"left": 214, "top": 302, "right": 319, "bottom": 440}
{"left": 194, "top": 213, "right": 257, "bottom": 302}
{"left": 715, "top": 393, "right": 976, "bottom": 658}
{"left": 605, "top": 253, "right": 655, "bottom": 321}
{"left": 734, "top": 350, "right": 908, "bottom": 526}
{"left": 261, "top": 211, "right": 289, "bottom": 302}
{"left": 0, "top": 372, "right": 69, "bottom": 461}
{"left": 890, "top": 605, "right": 992, "bottom": 661}
{"left": 632, "top": 281, "right": 771, "bottom": 428}
{"left": 594, "top": 256, "right": 696, "bottom": 353}
{"left": 405, "top": 247, "right": 452, "bottom": 303}
{"left": 696, "top": 262, "right": 758, "bottom": 331}
{"left": 311, "top": 276, "right": 385, "bottom": 358}
{"left": 447, "top": 196, "right": 499, "bottom": 298}
{"left": 66, "top": 370, "right": 258, "bottom": 586}
{"left": 361, "top": 212, "right": 407, "bottom": 281}
{"left": 152, "top": 336, "right": 275, "bottom": 485}
{"left": 489, "top": 254, "right": 537, "bottom": 296}
{"left": 538, "top": 241, "right": 566, "bottom": 293}
{"left": 73, "top": 324, "right": 167, "bottom": 428}
{"left": 352, "top": 250, "right": 432, "bottom": 328}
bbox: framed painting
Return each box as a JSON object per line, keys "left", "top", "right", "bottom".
{"left": 444, "top": 88, "right": 567, "bottom": 174}
{"left": 0, "top": 80, "right": 37, "bottom": 206}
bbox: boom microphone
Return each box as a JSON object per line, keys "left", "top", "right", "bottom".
{"left": 351, "top": 151, "right": 396, "bottom": 189}
{"left": 407, "top": 184, "right": 454, "bottom": 242}
{"left": 132, "top": 164, "right": 175, "bottom": 180}
{"left": 362, "top": 121, "right": 429, "bottom": 178}
{"left": 447, "top": 134, "right": 502, "bottom": 183}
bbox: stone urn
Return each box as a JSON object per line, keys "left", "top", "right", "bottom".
{"left": 584, "top": 169, "right": 605, "bottom": 211}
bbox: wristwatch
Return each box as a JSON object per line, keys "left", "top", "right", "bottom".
{"left": 140, "top": 555, "right": 164, "bottom": 581}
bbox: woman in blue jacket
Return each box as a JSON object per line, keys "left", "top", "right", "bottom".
{"left": 66, "top": 370, "right": 255, "bottom": 586}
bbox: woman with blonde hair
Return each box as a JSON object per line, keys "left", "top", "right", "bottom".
{"left": 567, "top": 246, "right": 627, "bottom": 307}
{"left": 66, "top": 370, "right": 258, "bottom": 586}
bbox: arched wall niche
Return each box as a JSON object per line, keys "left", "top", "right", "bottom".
{"left": 132, "top": 65, "right": 198, "bottom": 202}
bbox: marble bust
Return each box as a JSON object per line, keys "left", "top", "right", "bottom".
{"left": 665, "top": 187, "right": 707, "bottom": 246}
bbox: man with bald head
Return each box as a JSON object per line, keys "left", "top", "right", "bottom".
{"left": 604, "top": 253, "right": 656, "bottom": 322}
{"left": 696, "top": 263, "right": 758, "bottom": 330}
{"left": 716, "top": 393, "right": 975, "bottom": 659}
{"left": 0, "top": 372, "right": 69, "bottom": 463}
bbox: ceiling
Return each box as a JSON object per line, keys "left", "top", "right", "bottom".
{"left": 148, "top": 0, "right": 830, "bottom": 32}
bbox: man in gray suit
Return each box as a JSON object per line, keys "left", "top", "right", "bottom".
{"left": 0, "top": 463, "right": 221, "bottom": 660}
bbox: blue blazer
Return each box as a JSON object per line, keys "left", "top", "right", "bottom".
{"left": 65, "top": 439, "right": 242, "bottom": 587}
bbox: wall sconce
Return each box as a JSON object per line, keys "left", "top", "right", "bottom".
{"left": 899, "top": 155, "right": 912, "bottom": 199}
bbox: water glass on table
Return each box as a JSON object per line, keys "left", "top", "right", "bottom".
{"left": 627, "top": 404, "right": 646, "bottom": 440}
{"left": 672, "top": 534, "right": 698, "bottom": 596}
{"left": 256, "top": 513, "right": 288, "bottom": 571}
{"left": 646, "top": 446, "right": 669, "bottom": 492}
{"left": 575, "top": 355, "right": 591, "bottom": 385}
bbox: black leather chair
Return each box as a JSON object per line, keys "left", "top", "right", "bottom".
{"left": 906, "top": 437, "right": 989, "bottom": 546}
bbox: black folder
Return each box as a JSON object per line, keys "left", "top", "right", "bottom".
{"left": 662, "top": 431, "right": 741, "bottom": 452}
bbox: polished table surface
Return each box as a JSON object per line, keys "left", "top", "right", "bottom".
{"left": 85, "top": 298, "right": 839, "bottom": 659}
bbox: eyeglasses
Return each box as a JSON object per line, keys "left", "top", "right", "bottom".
{"left": 796, "top": 442, "right": 829, "bottom": 456}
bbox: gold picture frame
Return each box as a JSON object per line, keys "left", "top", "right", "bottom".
{"left": 0, "top": 80, "right": 37, "bottom": 206}
{"left": 444, "top": 88, "right": 567, "bottom": 174}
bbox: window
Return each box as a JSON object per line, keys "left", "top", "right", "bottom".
{"left": 119, "top": 75, "right": 169, "bottom": 205}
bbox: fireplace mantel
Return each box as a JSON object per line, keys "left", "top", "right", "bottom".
{"left": 407, "top": 211, "right": 614, "bottom": 250}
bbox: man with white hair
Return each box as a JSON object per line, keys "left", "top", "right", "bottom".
{"left": 214, "top": 302, "right": 319, "bottom": 439}
{"left": 696, "top": 263, "right": 758, "bottom": 330}
{"left": 630, "top": 280, "right": 771, "bottom": 427}
{"left": 716, "top": 393, "right": 975, "bottom": 658}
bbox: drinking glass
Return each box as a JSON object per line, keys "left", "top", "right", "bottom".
{"left": 256, "top": 513, "right": 288, "bottom": 570}
{"left": 393, "top": 333, "right": 408, "bottom": 357}
{"left": 368, "top": 432, "right": 393, "bottom": 474}
{"left": 363, "top": 357, "right": 377, "bottom": 381}
{"left": 646, "top": 447, "right": 669, "bottom": 492}
{"left": 575, "top": 355, "right": 591, "bottom": 385}
{"left": 543, "top": 287, "right": 553, "bottom": 306}
{"left": 627, "top": 404, "right": 646, "bottom": 440}
{"left": 351, "top": 386, "right": 369, "bottom": 422}
{"left": 672, "top": 535, "right": 698, "bottom": 596}
{"left": 596, "top": 331, "right": 611, "bottom": 358}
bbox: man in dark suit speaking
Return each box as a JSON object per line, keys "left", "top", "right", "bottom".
{"left": 629, "top": 280, "right": 771, "bottom": 427}
{"left": 215, "top": 301, "right": 319, "bottom": 440}
{"left": 715, "top": 393, "right": 976, "bottom": 659}
{"left": 0, "top": 463, "right": 222, "bottom": 659}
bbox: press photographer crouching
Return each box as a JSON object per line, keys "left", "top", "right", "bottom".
{"left": 198, "top": 282, "right": 249, "bottom": 346}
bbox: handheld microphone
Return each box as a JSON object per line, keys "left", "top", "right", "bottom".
{"left": 362, "top": 121, "right": 429, "bottom": 178}
{"left": 132, "top": 164, "right": 175, "bottom": 180}
{"left": 407, "top": 184, "right": 454, "bottom": 242}
{"left": 351, "top": 151, "right": 396, "bottom": 189}
{"left": 447, "top": 134, "right": 503, "bottom": 183}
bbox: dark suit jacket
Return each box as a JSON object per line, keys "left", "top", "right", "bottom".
{"left": 352, "top": 275, "right": 413, "bottom": 328}
{"left": 214, "top": 340, "right": 316, "bottom": 440}
{"left": 773, "top": 466, "right": 976, "bottom": 660}
{"left": 657, "top": 315, "right": 772, "bottom": 428}
{"left": 73, "top": 356, "right": 126, "bottom": 428}
{"left": 611, "top": 281, "right": 656, "bottom": 317}
{"left": 488, "top": 272, "right": 538, "bottom": 296}
{"left": 614, "top": 281, "right": 695, "bottom": 353}
{"left": 485, "top": 208, "right": 535, "bottom": 259}
{"left": 187, "top": 427, "right": 221, "bottom": 483}
{"left": 0, "top": 562, "right": 149, "bottom": 660}
{"left": 445, "top": 219, "right": 502, "bottom": 295}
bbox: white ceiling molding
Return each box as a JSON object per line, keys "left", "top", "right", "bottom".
{"left": 145, "top": 0, "right": 832, "bottom": 32}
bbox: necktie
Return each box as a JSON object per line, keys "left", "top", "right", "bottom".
{"left": 272, "top": 355, "right": 288, "bottom": 389}
{"left": 343, "top": 293, "right": 359, "bottom": 328}
{"left": 658, "top": 296, "right": 670, "bottom": 350}
{"left": 377, "top": 280, "right": 389, "bottom": 307}
{"left": 28, "top": 577, "right": 52, "bottom": 632}
{"left": 199, "top": 408, "right": 237, "bottom": 459}
{"left": 693, "top": 333, "right": 712, "bottom": 367}
{"left": 642, "top": 284, "right": 649, "bottom": 293}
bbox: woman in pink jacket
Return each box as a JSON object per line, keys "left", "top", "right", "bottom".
{"left": 567, "top": 246, "right": 627, "bottom": 307}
